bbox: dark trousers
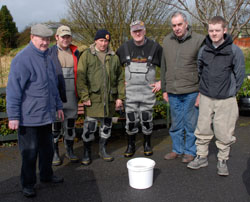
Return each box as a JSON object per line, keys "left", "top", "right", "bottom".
{"left": 18, "top": 124, "right": 54, "bottom": 188}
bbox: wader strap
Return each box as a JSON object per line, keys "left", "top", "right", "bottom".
{"left": 124, "top": 42, "right": 131, "bottom": 66}
{"left": 147, "top": 42, "right": 158, "bottom": 66}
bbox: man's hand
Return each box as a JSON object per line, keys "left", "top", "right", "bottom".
{"left": 195, "top": 93, "right": 200, "bottom": 107}
{"left": 150, "top": 81, "right": 161, "bottom": 93}
{"left": 57, "top": 110, "right": 64, "bottom": 121}
{"left": 163, "top": 92, "right": 169, "bottom": 102}
{"left": 83, "top": 100, "right": 91, "bottom": 106}
{"left": 115, "top": 99, "right": 123, "bottom": 110}
{"left": 8, "top": 120, "right": 19, "bottom": 130}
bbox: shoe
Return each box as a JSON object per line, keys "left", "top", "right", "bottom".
{"left": 217, "top": 160, "right": 229, "bottom": 176}
{"left": 164, "top": 152, "right": 181, "bottom": 160}
{"left": 187, "top": 155, "right": 208, "bottom": 169}
{"left": 182, "top": 154, "right": 194, "bottom": 163}
{"left": 22, "top": 187, "right": 36, "bottom": 197}
{"left": 41, "top": 175, "right": 64, "bottom": 183}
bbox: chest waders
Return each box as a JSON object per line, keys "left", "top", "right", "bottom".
{"left": 52, "top": 67, "right": 79, "bottom": 166}
{"left": 123, "top": 42, "right": 157, "bottom": 158}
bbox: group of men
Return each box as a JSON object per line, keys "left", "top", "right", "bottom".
{"left": 6, "top": 11, "right": 245, "bottom": 198}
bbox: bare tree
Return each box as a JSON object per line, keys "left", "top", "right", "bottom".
{"left": 63, "top": 0, "right": 172, "bottom": 50}
{"left": 160, "top": 0, "right": 250, "bottom": 39}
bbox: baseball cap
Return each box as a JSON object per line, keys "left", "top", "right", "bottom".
{"left": 130, "top": 20, "right": 145, "bottom": 32}
{"left": 56, "top": 25, "right": 72, "bottom": 37}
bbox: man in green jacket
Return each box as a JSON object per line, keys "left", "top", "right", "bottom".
{"left": 161, "top": 11, "right": 205, "bottom": 163}
{"left": 77, "top": 29, "right": 125, "bottom": 165}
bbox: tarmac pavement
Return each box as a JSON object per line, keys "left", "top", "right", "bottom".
{"left": 1, "top": 115, "right": 250, "bottom": 202}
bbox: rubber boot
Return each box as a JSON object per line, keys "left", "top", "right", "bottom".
{"left": 81, "top": 141, "right": 92, "bottom": 165}
{"left": 52, "top": 142, "right": 62, "bottom": 166}
{"left": 144, "top": 135, "right": 153, "bottom": 156}
{"left": 124, "top": 135, "right": 136, "bottom": 158}
{"left": 99, "top": 138, "right": 114, "bottom": 162}
{"left": 64, "top": 140, "right": 79, "bottom": 163}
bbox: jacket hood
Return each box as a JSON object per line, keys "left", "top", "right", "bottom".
{"left": 205, "top": 33, "right": 233, "bottom": 51}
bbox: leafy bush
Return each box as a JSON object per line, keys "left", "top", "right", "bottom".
{"left": 237, "top": 77, "right": 250, "bottom": 98}
{"left": 153, "top": 90, "right": 169, "bottom": 119}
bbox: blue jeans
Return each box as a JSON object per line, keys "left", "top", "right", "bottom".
{"left": 168, "top": 92, "right": 199, "bottom": 156}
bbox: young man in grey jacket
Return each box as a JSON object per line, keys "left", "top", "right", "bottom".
{"left": 187, "top": 16, "right": 245, "bottom": 176}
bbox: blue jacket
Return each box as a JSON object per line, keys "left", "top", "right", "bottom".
{"left": 198, "top": 34, "right": 245, "bottom": 99}
{"left": 6, "top": 41, "right": 63, "bottom": 126}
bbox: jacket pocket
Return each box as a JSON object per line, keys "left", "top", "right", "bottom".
{"left": 90, "top": 88, "right": 101, "bottom": 103}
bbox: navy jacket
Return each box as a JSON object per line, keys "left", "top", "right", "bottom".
{"left": 6, "top": 41, "right": 63, "bottom": 126}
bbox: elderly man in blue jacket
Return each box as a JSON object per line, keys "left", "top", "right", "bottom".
{"left": 7, "top": 24, "right": 64, "bottom": 197}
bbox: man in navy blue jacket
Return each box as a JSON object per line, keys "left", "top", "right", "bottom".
{"left": 7, "top": 24, "right": 64, "bottom": 197}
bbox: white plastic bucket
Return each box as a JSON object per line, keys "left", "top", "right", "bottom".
{"left": 127, "top": 157, "right": 156, "bottom": 189}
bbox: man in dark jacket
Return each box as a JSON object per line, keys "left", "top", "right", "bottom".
{"left": 161, "top": 11, "right": 205, "bottom": 163}
{"left": 117, "top": 20, "right": 162, "bottom": 157}
{"left": 7, "top": 24, "right": 64, "bottom": 197}
{"left": 187, "top": 16, "right": 245, "bottom": 176}
{"left": 49, "top": 25, "right": 79, "bottom": 166}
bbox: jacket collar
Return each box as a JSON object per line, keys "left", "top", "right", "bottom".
{"left": 170, "top": 25, "right": 192, "bottom": 42}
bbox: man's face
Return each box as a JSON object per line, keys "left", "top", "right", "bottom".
{"left": 130, "top": 29, "right": 146, "bottom": 44}
{"left": 171, "top": 15, "right": 188, "bottom": 39}
{"left": 95, "top": 38, "right": 109, "bottom": 52}
{"left": 208, "top": 23, "right": 227, "bottom": 44}
{"left": 31, "top": 35, "right": 50, "bottom": 51}
{"left": 56, "top": 35, "right": 72, "bottom": 49}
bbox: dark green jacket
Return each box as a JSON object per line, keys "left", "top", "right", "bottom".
{"left": 161, "top": 27, "right": 205, "bottom": 94}
{"left": 77, "top": 44, "right": 125, "bottom": 117}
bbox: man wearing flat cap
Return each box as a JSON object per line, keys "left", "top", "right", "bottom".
{"left": 6, "top": 23, "right": 64, "bottom": 197}
{"left": 116, "top": 20, "right": 162, "bottom": 158}
{"left": 77, "top": 29, "right": 125, "bottom": 165}
{"left": 49, "top": 25, "right": 79, "bottom": 166}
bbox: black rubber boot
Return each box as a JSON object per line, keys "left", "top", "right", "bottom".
{"left": 144, "top": 135, "right": 153, "bottom": 156}
{"left": 81, "top": 141, "right": 92, "bottom": 165}
{"left": 52, "top": 142, "right": 62, "bottom": 166}
{"left": 99, "top": 138, "right": 114, "bottom": 162}
{"left": 64, "top": 140, "right": 79, "bottom": 163}
{"left": 124, "top": 135, "right": 136, "bottom": 158}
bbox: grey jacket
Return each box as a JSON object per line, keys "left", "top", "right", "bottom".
{"left": 198, "top": 34, "right": 245, "bottom": 99}
{"left": 161, "top": 27, "right": 205, "bottom": 94}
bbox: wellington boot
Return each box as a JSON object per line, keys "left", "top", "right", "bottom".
{"left": 124, "top": 135, "right": 136, "bottom": 158}
{"left": 144, "top": 135, "right": 153, "bottom": 156}
{"left": 52, "top": 142, "right": 62, "bottom": 166}
{"left": 64, "top": 140, "right": 79, "bottom": 163}
{"left": 81, "top": 141, "right": 92, "bottom": 165}
{"left": 99, "top": 138, "right": 114, "bottom": 162}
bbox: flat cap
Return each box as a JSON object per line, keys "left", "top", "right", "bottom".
{"left": 31, "top": 24, "right": 53, "bottom": 37}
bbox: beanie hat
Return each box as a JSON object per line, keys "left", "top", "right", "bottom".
{"left": 94, "top": 29, "right": 111, "bottom": 41}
